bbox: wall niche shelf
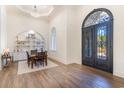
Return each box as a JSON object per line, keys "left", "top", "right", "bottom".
{"left": 14, "top": 30, "right": 46, "bottom": 52}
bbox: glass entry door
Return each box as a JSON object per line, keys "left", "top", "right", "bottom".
{"left": 82, "top": 8, "right": 113, "bottom": 73}
{"left": 83, "top": 26, "right": 94, "bottom": 66}
{"left": 94, "top": 22, "right": 113, "bottom": 72}
{"left": 82, "top": 22, "right": 113, "bottom": 73}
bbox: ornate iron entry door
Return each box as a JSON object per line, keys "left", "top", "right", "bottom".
{"left": 82, "top": 22, "right": 113, "bottom": 73}
{"left": 82, "top": 26, "right": 95, "bottom": 66}
{"left": 94, "top": 22, "right": 113, "bottom": 73}
{"left": 82, "top": 8, "right": 113, "bottom": 73}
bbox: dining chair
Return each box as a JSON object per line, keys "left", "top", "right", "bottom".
{"left": 31, "top": 49, "right": 37, "bottom": 55}
{"left": 44, "top": 51, "right": 47, "bottom": 66}
{"left": 41, "top": 48, "right": 43, "bottom": 52}
{"left": 36, "top": 52, "right": 45, "bottom": 66}
{"left": 26, "top": 51, "right": 37, "bottom": 68}
{"left": 26, "top": 51, "right": 30, "bottom": 67}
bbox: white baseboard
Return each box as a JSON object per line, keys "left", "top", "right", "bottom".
{"left": 67, "top": 58, "right": 81, "bottom": 65}
{"left": 48, "top": 55, "right": 67, "bottom": 64}
{"left": 113, "top": 72, "right": 124, "bottom": 78}
{"left": 49, "top": 54, "right": 81, "bottom": 65}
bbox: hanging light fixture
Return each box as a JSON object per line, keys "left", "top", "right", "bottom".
{"left": 17, "top": 5, "right": 54, "bottom": 17}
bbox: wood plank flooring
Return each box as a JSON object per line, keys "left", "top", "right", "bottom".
{"left": 0, "top": 60, "right": 124, "bottom": 88}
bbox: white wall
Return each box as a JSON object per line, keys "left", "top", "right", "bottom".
{"left": 49, "top": 5, "right": 124, "bottom": 78}
{"left": 6, "top": 6, "right": 49, "bottom": 52}
{"left": 66, "top": 6, "right": 81, "bottom": 64}
{"left": 0, "top": 6, "right": 7, "bottom": 53}
{"left": 0, "top": 6, "right": 1, "bottom": 54}
{"left": 48, "top": 6, "right": 81, "bottom": 65}
{"left": 0, "top": 6, "right": 2, "bottom": 70}
{"left": 1, "top": 5, "right": 124, "bottom": 79}
{"left": 48, "top": 7, "right": 67, "bottom": 64}
{"left": 0, "top": 6, "right": 7, "bottom": 70}
{"left": 70, "top": 5, "right": 124, "bottom": 78}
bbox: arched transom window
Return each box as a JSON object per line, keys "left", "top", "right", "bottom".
{"left": 84, "top": 11, "right": 112, "bottom": 27}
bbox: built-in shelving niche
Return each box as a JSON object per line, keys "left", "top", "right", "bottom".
{"left": 14, "top": 30, "right": 46, "bottom": 52}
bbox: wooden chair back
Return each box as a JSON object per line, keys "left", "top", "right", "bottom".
{"left": 31, "top": 50, "right": 37, "bottom": 55}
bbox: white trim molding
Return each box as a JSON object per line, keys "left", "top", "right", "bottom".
{"left": 48, "top": 54, "right": 67, "bottom": 64}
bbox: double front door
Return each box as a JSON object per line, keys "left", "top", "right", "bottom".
{"left": 82, "top": 22, "right": 113, "bottom": 73}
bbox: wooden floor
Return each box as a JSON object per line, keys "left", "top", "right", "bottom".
{"left": 0, "top": 60, "right": 124, "bottom": 88}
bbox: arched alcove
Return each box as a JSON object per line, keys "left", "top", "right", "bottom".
{"left": 15, "top": 30, "right": 46, "bottom": 52}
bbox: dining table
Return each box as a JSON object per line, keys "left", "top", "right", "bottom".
{"left": 29, "top": 51, "right": 47, "bottom": 69}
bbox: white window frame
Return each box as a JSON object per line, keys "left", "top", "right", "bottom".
{"left": 50, "top": 27, "right": 56, "bottom": 51}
